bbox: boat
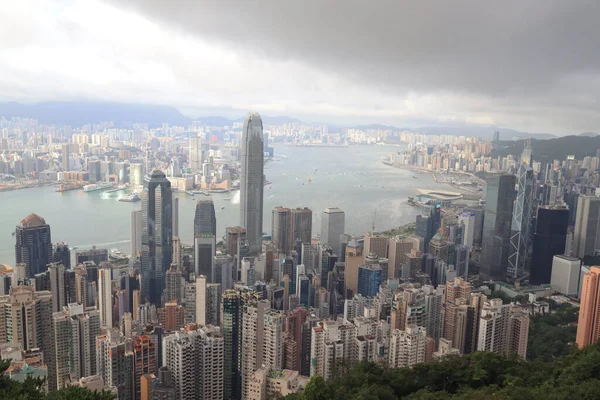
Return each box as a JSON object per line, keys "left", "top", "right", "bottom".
{"left": 11, "top": 232, "right": 15, "bottom": 236}
{"left": 307, "top": 176, "right": 312, "bottom": 183}
{"left": 118, "top": 193, "right": 141, "bottom": 202}
{"left": 185, "top": 190, "right": 194, "bottom": 196}
{"left": 224, "top": 197, "right": 231, "bottom": 200}
{"left": 221, "top": 206, "right": 225, "bottom": 209}
{"left": 106, "top": 184, "right": 126, "bottom": 193}
{"left": 83, "top": 182, "right": 113, "bottom": 192}
{"left": 109, "top": 249, "right": 129, "bottom": 261}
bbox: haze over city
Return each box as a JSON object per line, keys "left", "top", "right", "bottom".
{"left": 2, "top": 2, "right": 600, "bottom": 400}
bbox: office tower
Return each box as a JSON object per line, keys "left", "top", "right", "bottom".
{"left": 96, "top": 330, "right": 134, "bottom": 400}
{"left": 48, "top": 263, "right": 66, "bottom": 312}
{"left": 242, "top": 299, "right": 270, "bottom": 399}
{"left": 481, "top": 174, "right": 517, "bottom": 281}
{"left": 214, "top": 254, "right": 233, "bottom": 290}
{"left": 163, "top": 325, "right": 224, "bottom": 400}
{"left": 320, "top": 207, "right": 345, "bottom": 256}
{"left": 240, "top": 112, "right": 265, "bottom": 255}
{"left": 463, "top": 207, "right": 485, "bottom": 247}
{"left": 454, "top": 245, "right": 470, "bottom": 279}
{"left": 477, "top": 299, "right": 529, "bottom": 358}
{"left": 195, "top": 234, "right": 216, "bottom": 282}
{"left": 172, "top": 197, "right": 179, "bottom": 237}
{"left": 290, "top": 207, "right": 312, "bottom": 245}
{"left": 51, "top": 304, "right": 100, "bottom": 390}
{"left": 387, "top": 236, "right": 413, "bottom": 279}
{"left": 272, "top": 206, "right": 291, "bottom": 254}
{"left": 194, "top": 199, "right": 217, "bottom": 236}
{"left": 141, "top": 170, "right": 173, "bottom": 305}
{"left": 164, "top": 264, "right": 182, "bottom": 304}
{"left": 344, "top": 239, "right": 363, "bottom": 294}
{"left": 222, "top": 289, "right": 245, "bottom": 400}
{"left": 98, "top": 265, "right": 113, "bottom": 328}
{"left": 493, "top": 130, "right": 500, "bottom": 142}
{"left": 61, "top": 143, "right": 69, "bottom": 171}
{"left": 576, "top": 266, "right": 600, "bottom": 348}
{"left": 428, "top": 233, "right": 451, "bottom": 264}
{"left": 318, "top": 244, "right": 338, "bottom": 290}
{"left": 133, "top": 335, "right": 157, "bottom": 400}
{"left": 550, "top": 255, "right": 581, "bottom": 295}
{"left": 388, "top": 325, "right": 430, "bottom": 368}
{"left": 226, "top": 226, "right": 247, "bottom": 259}
{"left": 88, "top": 159, "right": 102, "bottom": 183}
{"left": 53, "top": 242, "right": 70, "bottom": 270}
{"left": 0, "top": 286, "right": 54, "bottom": 388}
{"left": 364, "top": 232, "right": 388, "bottom": 259}
{"left": 458, "top": 213, "right": 475, "bottom": 248}
{"left": 310, "top": 320, "right": 357, "bottom": 380}
{"left": 520, "top": 138, "right": 533, "bottom": 166}
{"left": 196, "top": 275, "right": 221, "bottom": 326}
{"left": 508, "top": 164, "right": 534, "bottom": 279}
{"left": 573, "top": 195, "right": 600, "bottom": 258}
{"left": 447, "top": 223, "right": 464, "bottom": 246}
{"left": 75, "top": 246, "right": 108, "bottom": 266}
{"left": 530, "top": 206, "right": 569, "bottom": 285}
{"left": 189, "top": 136, "right": 204, "bottom": 172}
{"left": 357, "top": 259, "right": 383, "bottom": 297}
{"left": 15, "top": 213, "right": 52, "bottom": 278}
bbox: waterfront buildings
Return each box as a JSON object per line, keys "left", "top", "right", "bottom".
{"left": 141, "top": 169, "right": 173, "bottom": 305}
{"left": 15, "top": 213, "right": 52, "bottom": 278}
{"left": 240, "top": 112, "right": 264, "bottom": 255}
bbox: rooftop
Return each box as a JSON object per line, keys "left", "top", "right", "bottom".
{"left": 19, "top": 213, "right": 46, "bottom": 228}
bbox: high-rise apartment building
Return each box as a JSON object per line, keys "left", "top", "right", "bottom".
{"left": 388, "top": 325, "right": 430, "bottom": 368}
{"left": 131, "top": 210, "right": 142, "bottom": 258}
{"left": 61, "top": 143, "right": 69, "bottom": 171}
{"left": 133, "top": 335, "right": 157, "bottom": 400}
{"left": 508, "top": 163, "right": 534, "bottom": 279}
{"left": 0, "top": 286, "right": 55, "bottom": 388}
{"left": 240, "top": 112, "right": 265, "bottom": 255}
{"left": 15, "top": 213, "right": 52, "bottom": 278}
{"left": 320, "top": 208, "right": 345, "bottom": 256}
{"left": 481, "top": 174, "right": 517, "bottom": 281}
{"left": 344, "top": 239, "right": 363, "bottom": 294}
{"left": 163, "top": 325, "right": 224, "bottom": 400}
{"left": 242, "top": 299, "right": 270, "bottom": 399}
{"left": 530, "top": 205, "right": 569, "bottom": 285}
{"left": 573, "top": 195, "right": 600, "bottom": 258}
{"left": 98, "top": 265, "right": 113, "bottom": 328}
{"left": 195, "top": 275, "right": 221, "bottom": 326}
{"left": 48, "top": 263, "right": 66, "bottom": 312}
{"left": 51, "top": 304, "right": 100, "bottom": 391}
{"left": 96, "top": 330, "right": 134, "bottom": 400}
{"left": 164, "top": 265, "right": 182, "bottom": 304}
{"left": 310, "top": 320, "right": 357, "bottom": 380}
{"left": 172, "top": 197, "right": 179, "bottom": 238}
{"left": 141, "top": 170, "right": 173, "bottom": 305}
{"left": 576, "top": 267, "right": 600, "bottom": 348}
{"left": 477, "top": 299, "right": 529, "bottom": 358}
{"left": 194, "top": 199, "right": 217, "bottom": 237}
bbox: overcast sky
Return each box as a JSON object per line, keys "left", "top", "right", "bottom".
{"left": 1, "top": 0, "right": 599, "bottom": 134}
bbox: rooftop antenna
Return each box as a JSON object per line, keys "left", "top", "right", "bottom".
{"left": 372, "top": 209, "right": 377, "bottom": 235}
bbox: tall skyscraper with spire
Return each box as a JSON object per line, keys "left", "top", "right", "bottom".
{"left": 508, "top": 163, "right": 534, "bottom": 280}
{"left": 240, "top": 112, "right": 264, "bottom": 254}
{"left": 141, "top": 169, "right": 173, "bottom": 305}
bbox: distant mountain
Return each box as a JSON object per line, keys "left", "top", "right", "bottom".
{"left": 416, "top": 126, "right": 556, "bottom": 140}
{"left": 492, "top": 135, "right": 600, "bottom": 161}
{"left": 261, "top": 116, "right": 302, "bottom": 125}
{"left": 579, "top": 131, "right": 600, "bottom": 137}
{"left": 195, "top": 116, "right": 235, "bottom": 127}
{"left": 353, "top": 124, "right": 408, "bottom": 131}
{"left": 0, "top": 101, "right": 192, "bottom": 128}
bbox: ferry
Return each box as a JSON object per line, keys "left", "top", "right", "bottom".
{"left": 209, "top": 188, "right": 230, "bottom": 193}
{"left": 83, "top": 182, "right": 113, "bottom": 192}
{"left": 109, "top": 249, "right": 129, "bottom": 261}
{"left": 118, "top": 193, "right": 141, "bottom": 202}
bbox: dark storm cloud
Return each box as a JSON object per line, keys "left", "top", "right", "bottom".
{"left": 108, "top": 0, "right": 600, "bottom": 98}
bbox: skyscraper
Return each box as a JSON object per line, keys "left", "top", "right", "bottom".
{"left": 61, "top": 143, "right": 69, "bottom": 171}
{"left": 320, "top": 207, "right": 345, "bottom": 256}
{"left": 481, "top": 174, "right": 516, "bottom": 281}
{"left": 457, "top": 213, "right": 475, "bottom": 248}
{"left": 172, "top": 197, "right": 179, "bottom": 237}
{"left": 290, "top": 207, "right": 312, "bottom": 246}
{"left": 530, "top": 205, "right": 569, "bottom": 285}
{"left": 15, "top": 213, "right": 52, "bottom": 278}
{"left": 240, "top": 112, "right": 264, "bottom": 254}
{"left": 141, "top": 170, "right": 173, "bottom": 305}
{"left": 477, "top": 299, "right": 529, "bottom": 358}
{"left": 194, "top": 199, "right": 217, "bottom": 236}
{"left": 508, "top": 164, "right": 534, "bottom": 279}
{"left": 576, "top": 266, "right": 600, "bottom": 348}
{"left": 131, "top": 210, "right": 142, "bottom": 258}
{"left": 272, "top": 206, "right": 291, "bottom": 254}
{"left": 98, "top": 265, "right": 113, "bottom": 328}
{"left": 53, "top": 242, "right": 71, "bottom": 270}
{"left": 195, "top": 234, "right": 216, "bottom": 283}
{"left": 189, "top": 136, "right": 204, "bottom": 172}
{"left": 573, "top": 195, "right": 600, "bottom": 258}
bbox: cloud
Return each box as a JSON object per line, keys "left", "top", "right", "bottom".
{"left": 0, "top": 0, "right": 599, "bottom": 134}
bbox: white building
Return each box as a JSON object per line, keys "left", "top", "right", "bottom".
{"left": 388, "top": 325, "right": 429, "bottom": 368}
{"left": 550, "top": 255, "right": 582, "bottom": 296}
{"left": 98, "top": 266, "right": 113, "bottom": 328}
{"left": 458, "top": 213, "right": 475, "bottom": 248}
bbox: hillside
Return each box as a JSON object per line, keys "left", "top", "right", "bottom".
{"left": 492, "top": 135, "right": 600, "bottom": 161}
{"left": 286, "top": 343, "right": 600, "bottom": 399}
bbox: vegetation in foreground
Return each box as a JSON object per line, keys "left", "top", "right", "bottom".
{"left": 285, "top": 341, "right": 600, "bottom": 400}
